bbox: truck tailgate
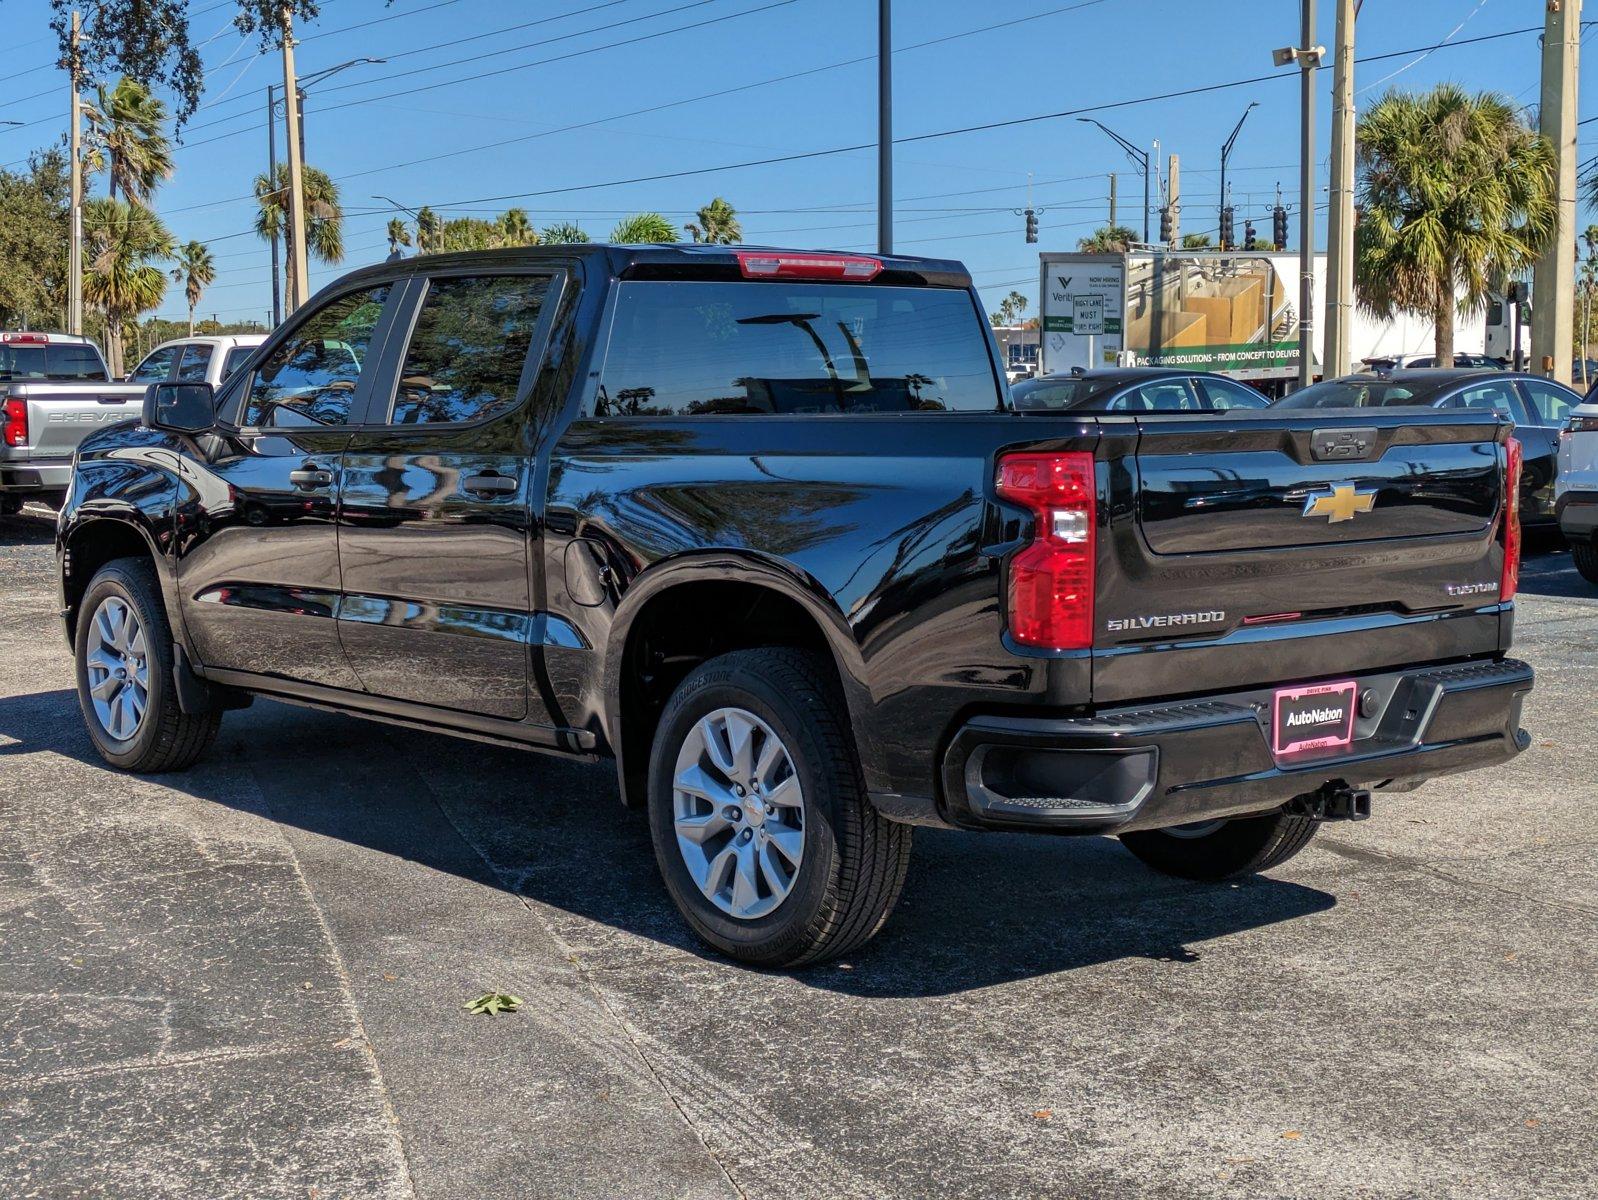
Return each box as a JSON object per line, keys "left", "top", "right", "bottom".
{"left": 1091, "top": 409, "right": 1510, "bottom": 704}
{"left": 13, "top": 384, "right": 145, "bottom": 460}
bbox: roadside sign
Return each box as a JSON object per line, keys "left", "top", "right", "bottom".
{"left": 1038, "top": 256, "right": 1125, "bottom": 373}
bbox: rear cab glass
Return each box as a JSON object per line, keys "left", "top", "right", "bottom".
{"left": 595, "top": 281, "right": 1002, "bottom": 415}
{"left": 0, "top": 342, "right": 107, "bottom": 382}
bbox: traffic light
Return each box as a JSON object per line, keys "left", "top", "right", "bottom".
{"left": 1025, "top": 207, "right": 1038, "bottom": 243}
{"left": 1272, "top": 204, "right": 1288, "bottom": 249}
{"left": 1243, "top": 220, "right": 1257, "bottom": 250}
{"left": 1159, "top": 205, "right": 1172, "bottom": 245}
{"left": 1220, "top": 206, "right": 1235, "bottom": 250}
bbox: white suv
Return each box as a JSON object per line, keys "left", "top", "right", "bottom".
{"left": 127, "top": 334, "right": 267, "bottom": 389}
{"left": 1556, "top": 395, "right": 1598, "bottom": 584}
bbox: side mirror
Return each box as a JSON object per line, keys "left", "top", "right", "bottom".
{"left": 142, "top": 381, "right": 215, "bottom": 434}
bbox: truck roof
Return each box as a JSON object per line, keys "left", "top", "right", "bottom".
{"left": 330, "top": 244, "right": 974, "bottom": 291}
{"left": 0, "top": 331, "right": 97, "bottom": 346}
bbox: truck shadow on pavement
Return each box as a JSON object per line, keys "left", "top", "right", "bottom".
{"left": 1, "top": 682, "right": 1336, "bottom": 998}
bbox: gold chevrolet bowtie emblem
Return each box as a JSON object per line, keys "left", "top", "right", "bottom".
{"left": 1302, "top": 482, "right": 1378, "bottom": 523}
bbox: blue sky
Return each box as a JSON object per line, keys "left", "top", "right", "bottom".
{"left": 1, "top": 0, "right": 1592, "bottom": 325}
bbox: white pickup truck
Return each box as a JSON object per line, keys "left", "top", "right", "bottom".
{"left": 1, "top": 331, "right": 266, "bottom": 512}
{"left": 1, "top": 332, "right": 146, "bottom": 512}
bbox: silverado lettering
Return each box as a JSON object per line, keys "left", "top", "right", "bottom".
{"left": 1106, "top": 611, "right": 1226, "bottom": 632}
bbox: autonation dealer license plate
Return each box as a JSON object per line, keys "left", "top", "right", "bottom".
{"left": 1272, "top": 680, "right": 1357, "bottom": 756}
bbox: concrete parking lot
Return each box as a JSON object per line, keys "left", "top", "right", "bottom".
{"left": 2, "top": 502, "right": 1595, "bottom": 1200}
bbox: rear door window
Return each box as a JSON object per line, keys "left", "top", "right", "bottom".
{"left": 596, "top": 281, "right": 1002, "bottom": 415}
{"left": 1194, "top": 376, "right": 1268, "bottom": 410}
{"left": 386, "top": 274, "right": 551, "bottom": 425}
{"left": 1440, "top": 380, "right": 1530, "bottom": 422}
{"left": 1110, "top": 379, "right": 1199, "bottom": 412}
{"left": 1517, "top": 379, "right": 1578, "bottom": 427}
{"left": 176, "top": 343, "right": 214, "bottom": 383}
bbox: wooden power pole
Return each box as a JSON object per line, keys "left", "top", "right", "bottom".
{"left": 280, "top": 6, "right": 310, "bottom": 312}
{"left": 1324, "top": 0, "right": 1356, "bottom": 378}
{"left": 1532, "top": 0, "right": 1581, "bottom": 382}
{"left": 67, "top": 10, "right": 83, "bottom": 336}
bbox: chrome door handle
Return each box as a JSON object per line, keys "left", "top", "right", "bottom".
{"left": 462, "top": 472, "right": 518, "bottom": 495}
{"left": 288, "top": 467, "right": 334, "bottom": 489}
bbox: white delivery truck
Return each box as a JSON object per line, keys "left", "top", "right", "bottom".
{"left": 1036, "top": 250, "right": 1512, "bottom": 395}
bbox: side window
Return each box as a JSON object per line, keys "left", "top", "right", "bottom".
{"left": 1110, "top": 379, "right": 1198, "bottom": 412}
{"left": 1519, "top": 380, "right": 1578, "bottom": 426}
{"left": 388, "top": 274, "right": 550, "bottom": 425}
{"left": 129, "top": 346, "right": 178, "bottom": 384}
{"left": 222, "top": 345, "right": 255, "bottom": 380}
{"left": 175, "top": 343, "right": 214, "bottom": 383}
{"left": 243, "top": 285, "right": 390, "bottom": 428}
{"left": 1442, "top": 381, "right": 1529, "bottom": 423}
{"left": 1194, "top": 376, "right": 1268, "bottom": 410}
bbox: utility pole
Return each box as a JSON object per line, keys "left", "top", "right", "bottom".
{"left": 1275, "top": 6, "right": 1323, "bottom": 388}
{"left": 279, "top": 6, "right": 310, "bottom": 312}
{"left": 1324, "top": 0, "right": 1356, "bottom": 378}
{"left": 1532, "top": 0, "right": 1581, "bottom": 383}
{"left": 877, "top": 0, "right": 892, "bottom": 255}
{"left": 67, "top": 9, "right": 83, "bottom": 336}
{"left": 265, "top": 85, "right": 281, "bottom": 326}
{"left": 1108, "top": 173, "right": 1117, "bottom": 228}
{"left": 1166, "top": 154, "right": 1180, "bottom": 247}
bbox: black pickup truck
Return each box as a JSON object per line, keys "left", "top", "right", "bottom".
{"left": 56, "top": 245, "right": 1533, "bottom": 966}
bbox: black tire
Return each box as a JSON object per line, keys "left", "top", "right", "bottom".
{"left": 1118, "top": 810, "right": 1318, "bottom": 881}
{"left": 1574, "top": 541, "right": 1598, "bottom": 587}
{"left": 647, "top": 647, "right": 911, "bottom": 968}
{"left": 74, "top": 557, "right": 221, "bottom": 772}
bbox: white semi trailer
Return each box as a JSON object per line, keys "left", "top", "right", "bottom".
{"left": 1036, "top": 250, "right": 1512, "bottom": 395}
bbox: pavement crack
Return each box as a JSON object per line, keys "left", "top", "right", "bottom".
{"left": 1318, "top": 836, "right": 1598, "bottom": 918}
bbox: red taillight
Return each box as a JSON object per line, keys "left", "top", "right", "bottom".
{"left": 2, "top": 397, "right": 26, "bottom": 448}
{"left": 736, "top": 251, "right": 882, "bottom": 281}
{"left": 1500, "top": 435, "right": 1522, "bottom": 600}
{"left": 996, "top": 451, "right": 1097, "bottom": 650}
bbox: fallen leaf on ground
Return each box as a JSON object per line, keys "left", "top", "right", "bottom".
{"left": 1281, "top": 1131, "right": 1302, "bottom": 1141}
{"left": 1525, "top": 1118, "right": 1541, "bottom": 1128}
{"left": 464, "top": 991, "right": 524, "bottom": 1016}
{"left": 1033, "top": 1109, "right": 1053, "bottom": 1121}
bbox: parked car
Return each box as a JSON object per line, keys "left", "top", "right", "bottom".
{"left": 1273, "top": 369, "right": 1581, "bottom": 526}
{"left": 1, "top": 331, "right": 146, "bottom": 513}
{"left": 1361, "top": 352, "right": 1502, "bottom": 371}
{"left": 55, "top": 245, "right": 1533, "bottom": 966}
{"left": 1011, "top": 367, "right": 1269, "bottom": 412}
{"left": 1556, "top": 398, "right": 1598, "bottom": 584}
{"left": 127, "top": 334, "right": 267, "bottom": 388}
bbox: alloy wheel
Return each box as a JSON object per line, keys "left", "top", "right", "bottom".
{"left": 672, "top": 706, "right": 805, "bottom": 920}
{"left": 84, "top": 596, "right": 149, "bottom": 742}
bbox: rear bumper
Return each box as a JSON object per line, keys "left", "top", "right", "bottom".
{"left": 938, "top": 658, "right": 1533, "bottom": 834}
{"left": 1556, "top": 490, "right": 1598, "bottom": 543}
{"left": 0, "top": 458, "right": 72, "bottom": 493}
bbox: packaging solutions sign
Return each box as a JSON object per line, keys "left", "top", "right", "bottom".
{"left": 1039, "top": 257, "right": 1124, "bottom": 373}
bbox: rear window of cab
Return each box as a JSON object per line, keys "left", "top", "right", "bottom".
{"left": 595, "top": 281, "right": 1003, "bottom": 415}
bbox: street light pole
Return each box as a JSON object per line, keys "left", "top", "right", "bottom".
{"left": 877, "top": 0, "right": 892, "bottom": 255}
{"left": 1219, "top": 102, "right": 1258, "bottom": 251}
{"left": 1078, "top": 118, "right": 1151, "bottom": 242}
{"left": 1298, "top": 0, "right": 1318, "bottom": 389}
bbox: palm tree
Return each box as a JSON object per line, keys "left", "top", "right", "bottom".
{"left": 83, "top": 197, "right": 172, "bottom": 377}
{"left": 385, "top": 218, "right": 412, "bottom": 259}
{"left": 415, "top": 206, "right": 442, "bottom": 254}
{"left": 1356, "top": 84, "right": 1557, "bottom": 367}
{"left": 82, "top": 77, "right": 173, "bottom": 205}
{"left": 253, "top": 163, "right": 344, "bottom": 305}
{"left": 541, "top": 221, "right": 590, "bottom": 244}
{"left": 169, "top": 240, "right": 214, "bottom": 336}
{"left": 496, "top": 208, "right": 538, "bottom": 247}
{"left": 1181, "top": 233, "right": 1213, "bottom": 249}
{"left": 611, "top": 213, "right": 679, "bottom": 244}
{"left": 1077, "top": 225, "right": 1138, "bottom": 253}
{"left": 683, "top": 197, "right": 741, "bottom": 244}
